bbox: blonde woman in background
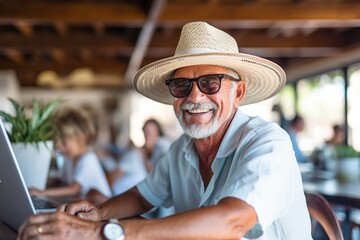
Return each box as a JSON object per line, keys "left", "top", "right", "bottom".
{"left": 29, "top": 106, "right": 112, "bottom": 204}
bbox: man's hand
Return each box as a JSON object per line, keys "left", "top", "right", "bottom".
{"left": 18, "top": 211, "right": 102, "bottom": 240}
{"left": 58, "top": 200, "right": 102, "bottom": 221}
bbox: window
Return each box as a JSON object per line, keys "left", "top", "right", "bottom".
{"left": 348, "top": 65, "right": 360, "bottom": 151}
{"left": 297, "top": 70, "right": 345, "bottom": 154}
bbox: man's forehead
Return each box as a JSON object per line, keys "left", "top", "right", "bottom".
{"left": 173, "top": 65, "right": 239, "bottom": 79}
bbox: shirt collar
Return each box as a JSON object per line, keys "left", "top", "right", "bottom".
{"left": 215, "top": 108, "right": 250, "bottom": 158}
{"left": 182, "top": 108, "right": 250, "bottom": 161}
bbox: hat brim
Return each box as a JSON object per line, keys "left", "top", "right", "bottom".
{"left": 133, "top": 52, "right": 286, "bottom": 106}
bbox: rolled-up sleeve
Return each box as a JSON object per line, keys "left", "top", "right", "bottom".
{"left": 220, "top": 125, "right": 296, "bottom": 233}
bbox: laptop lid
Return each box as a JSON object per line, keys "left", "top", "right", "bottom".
{"left": 0, "top": 118, "right": 53, "bottom": 231}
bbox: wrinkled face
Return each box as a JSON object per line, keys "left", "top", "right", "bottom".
{"left": 171, "top": 65, "right": 244, "bottom": 139}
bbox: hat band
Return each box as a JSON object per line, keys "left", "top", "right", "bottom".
{"left": 176, "top": 47, "right": 226, "bottom": 56}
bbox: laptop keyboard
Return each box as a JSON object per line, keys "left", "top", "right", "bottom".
{"left": 32, "top": 197, "right": 58, "bottom": 209}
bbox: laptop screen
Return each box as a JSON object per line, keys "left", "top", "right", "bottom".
{"left": 0, "top": 119, "right": 37, "bottom": 231}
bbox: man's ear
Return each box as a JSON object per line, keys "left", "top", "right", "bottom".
{"left": 234, "top": 81, "right": 246, "bottom": 106}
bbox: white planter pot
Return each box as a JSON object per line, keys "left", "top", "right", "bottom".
{"left": 11, "top": 141, "right": 53, "bottom": 190}
{"left": 336, "top": 157, "right": 360, "bottom": 182}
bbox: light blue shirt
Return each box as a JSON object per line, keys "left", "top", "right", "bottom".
{"left": 137, "top": 109, "right": 312, "bottom": 239}
{"left": 286, "top": 128, "right": 309, "bottom": 163}
{"left": 62, "top": 151, "right": 112, "bottom": 198}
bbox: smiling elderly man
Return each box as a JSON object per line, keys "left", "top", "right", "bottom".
{"left": 19, "top": 21, "right": 312, "bottom": 240}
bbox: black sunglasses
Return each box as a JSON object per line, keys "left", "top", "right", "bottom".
{"left": 165, "top": 74, "right": 239, "bottom": 98}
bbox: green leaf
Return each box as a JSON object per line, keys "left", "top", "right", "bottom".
{"left": 37, "top": 120, "right": 53, "bottom": 141}
{"left": 8, "top": 98, "right": 24, "bottom": 117}
{"left": 334, "top": 145, "right": 360, "bottom": 159}
{"left": 31, "top": 99, "right": 40, "bottom": 131}
{"left": 39, "top": 100, "right": 63, "bottom": 125}
{"left": 0, "top": 98, "right": 63, "bottom": 143}
{"left": 0, "top": 111, "right": 15, "bottom": 123}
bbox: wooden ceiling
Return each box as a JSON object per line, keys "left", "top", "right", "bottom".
{"left": 1, "top": 0, "right": 360, "bottom": 90}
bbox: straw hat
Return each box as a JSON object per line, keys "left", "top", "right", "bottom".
{"left": 133, "top": 21, "right": 286, "bottom": 106}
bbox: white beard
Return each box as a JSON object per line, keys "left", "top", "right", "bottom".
{"left": 178, "top": 114, "right": 220, "bottom": 139}
{"left": 176, "top": 82, "right": 236, "bottom": 139}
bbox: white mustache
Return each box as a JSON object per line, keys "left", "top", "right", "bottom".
{"left": 180, "top": 101, "right": 218, "bottom": 111}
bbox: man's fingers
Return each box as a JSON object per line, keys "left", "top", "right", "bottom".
{"left": 18, "top": 215, "right": 53, "bottom": 240}
{"left": 34, "top": 222, "right": 57, "bottom": 235}
{"left": 75, "top": 210, "right": 98, "bottom": 221}
{"left": 17, "top": 211, "right": 101, "bottom": 240}
{"left": 57, "top": 203, "right": 67, "bottom": 212}
{"left": 59, "top": 200, "right": 94, "bottom": 215}
{"left": 21, "top": 212, "right": 53, "bottom": 225}
{"left": 57, "top": 200, "right": 101, "bottom": 221}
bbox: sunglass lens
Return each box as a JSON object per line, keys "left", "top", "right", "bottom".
{"left": 198, "top": 75, "right": 221, "bottom": 94}
{"left": 170, "top": 78, "right": 191, "bottom": 97}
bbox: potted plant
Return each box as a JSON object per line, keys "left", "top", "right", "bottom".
{"left": 0, "top": 98, "right": 62, "bottom": 190}
{"left": 333, "top": 144, "right": 360, "bottom": 182}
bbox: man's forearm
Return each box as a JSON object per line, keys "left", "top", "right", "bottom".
{"left": 98, "top": 187, "right": 153, "bottom": 220}
{"left": 119, "top": 198, "right": 257, "bottom": 240}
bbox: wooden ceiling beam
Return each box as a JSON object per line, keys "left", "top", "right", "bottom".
{"left": 0, "top": 60, "right": 127, "bottom": 74}
{"left": 94, "top": 23, "right": 105, "bottom": 36}
{"left": 3, "top": 49, "right": 23, "bottom": 64}
{"left": 144, "top": 46, "right": 339, "bottom": 58}
{"left": 0, "top": 2, "right": 146, "bottom": 23}
{"left": 0, "top": 30, "right": 346, "bottom": 50}
{"left": 1, "top": 2, "right": 360, "bottom": 24}
{"left": 150, "top": 30, "right": 345, "bottom": 48}
{"left": 286, "top": 43, "right": 360, "bottom": 81}
{"left": 14, "top": 20, "right": 33, "bottom": 36}
{"left": 50, "top": 49, "right": 66, "bottom": 64}
{"left": 0, "top": 34, "right": 133, "bottom": 49}
{"left": 79, "top": 49, "right": 94, "bottom": 63}
{"left": 240, "top": 47, "right": 339, "bottom": 58}
{"left": 160, "top": 3, "right": 360, "bottom": 21}
{"left": 54, "top": 21, "right": 68, "bottom": 36}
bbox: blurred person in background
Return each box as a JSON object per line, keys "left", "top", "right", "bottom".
{"left": 312, "top": 124, "right": 345, "bottom": 171}
{"left": 29, "top": 107, "right": 112, "bottom": 204}
{"left": 141, "top": 118, "right": 174, "bottom": 218}
{"left": 109, "top": 140, "right": 148, "bottom": 196}
{"left": 271, "top": 103, "right": 288, "bottom": 130}
{"left": 96, "top": 122, "right": 125, "bottom": 174}
{"left": 326, "top": 124, "right": 345, "bottom": 147}
{"left": 286, "top": 114, "right": 310, "bottom": 163}
{"left": 142, "top": 118, "right": 173, "bottom": 171}
{"left": 88, "top": 119, "right": 175, "bottom": 217}
{"left": 102, "top": 119, "right": 172, "bottom": 203}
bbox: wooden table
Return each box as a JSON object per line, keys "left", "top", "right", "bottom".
{"left": 303, "top": 176, "right": 360, "bottom": 206}
{"left": 302, "top": 171, "right": 360, "bottom": 240}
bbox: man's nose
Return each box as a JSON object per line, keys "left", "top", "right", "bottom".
{"left": 186, "top": 82, "right": 206, "bottom": 102}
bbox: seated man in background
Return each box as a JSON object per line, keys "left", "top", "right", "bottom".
{"left": 286, "top": 114, "right": 310, "bottom": 163}
{"left": 19, "top": 21, "right": 311, "bottom": 240}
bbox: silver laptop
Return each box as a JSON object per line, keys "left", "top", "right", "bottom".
{"left": 0, "top": 118, "right": 64, "bottom": 231}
